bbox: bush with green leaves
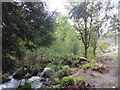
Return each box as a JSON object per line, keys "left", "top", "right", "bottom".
{"left": 2, "top": 56, "right": 16, "bottom": 74}
{"left": 74, "top": 76, "right": 85, "bottom": 85}
{"left": 90, "top": 60, "right": 102, "bottom": 70}
{"left": 61, "top": 76, "right": 74, "bottom": 86}
{"left": 82, "top": 63, "right": 91, "bottom": 70}
{"left": 50, "top": 78, "right": 60, "bottom": 85}
{"left": 104, "top": 82, "right": 115, "bottom": 88}
{"left": 23, "top": 81, "right": 32, "bottom": 89}
{"left": 60, "top": 65, "right": 70, "bottom": 77}
{"left": 81, "top": 59, "right": 102, "bottom": 70}
{"left": 98, "top": 42, "right": 110, "bottom": 51}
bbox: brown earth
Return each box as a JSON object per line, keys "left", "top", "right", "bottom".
{"left": 70, "top": 45, "right": 118, "bottom": 88}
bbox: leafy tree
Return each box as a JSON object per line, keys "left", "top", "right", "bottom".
{"left": 72, "top": 41, "right": 79, "bottom": 55}
{"left": 108, "top": 14, "right": 120, "bottom": 45}
{"left": 2, "top": 2, "right": 55, "bottom": 73}
{"left": 53, "top": 16, "right": 80, "bottom": 57}
{"left": 69, "top": 1, "right": 113, "bottom": 58}
{"left": 36, "top": 16, "right": 82, "bottom": 63}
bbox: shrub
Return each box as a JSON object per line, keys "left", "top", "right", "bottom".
{"left": 90, "top": 60, "right": 102, "bottom": 70}
{"left": 59, "top": 65, "right": 70, "bottom": 78}
{"left": 82, "top": 63, "right": 91, "bottom": 70}
{"left": 104, "top": 82, "right": 115, "bottom": 88}
{"left": 51, "top": 78, "right": 60, "bottom": 85}
{"left": 90, "top": 59, "right": 97, "bottom": 63}
{"left": 71, "top": 60, "right": 79, "bottom": 67}
{"left": 98, "top": 42, "right": 110, "bottom": 51}
{"left": 2, "top": 56, "right": 16, "bottom": 74}
{"left": 23, "top": 81, "right": 32, "bottom": 88}
{"left": 75, "top": 76, "right": 85, "bottom": 84}
{"left": 61, "top": 76, "right": 74, "bottom": 86}
{"left": 31, "top": 64, "right": 42, "bottom": 75}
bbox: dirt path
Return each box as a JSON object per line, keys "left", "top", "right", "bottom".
{"left": 71, "top": 45, "right": 118, "bottom": 88}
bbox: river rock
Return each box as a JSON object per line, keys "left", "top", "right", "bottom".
{"left": 40, "top": 67, "right": 52, "bottom": 78}
{"left": 28, "top": 76, "right": 41, "bottom": 82}
{"left": 13, "top": 67, "right": 27, "bottom": 80}
{"left": 79, "top": 57, "right": 89, "bottom": 64}
{"left": 43, "top": 81, "right": 51, "bottom": 86}
{"left": 40, "top": 78, "right": 46, "bottom": 82}
{"left": 25, "top": 73, "right": 32, "bottom": 79}
{"left": 2, "top": 76, "right": 10, "bottom": 83}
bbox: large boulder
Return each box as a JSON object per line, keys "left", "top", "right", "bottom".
{"left": 30, "top": 63, "right": 45, "bottom": 76}
{"left": 79, "top": 57, "right": 89, "bottom": 64}
{"left": 2, "top": 76, "right": 10, "bottom": 83}
{"left": 13, "top": 67, "right": 27, "bottom": 80}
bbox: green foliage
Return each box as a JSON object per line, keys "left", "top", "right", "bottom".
{"left": 2, "top": 56, "right": 16, "bottom": 74}
{"left": 61, "top": 66, "right": 69, "bottom": 76}
{"left": 71, "top": 61, "right": 79, "bottom": 67}
{"left": 98, "top": 42, "right": 110, "bottom": 51}
{"left": 60, "top": 76, "right": 85, "bottom": 87}
{"left": 109, "top": 14, "right": 119, "bottom": 33}
{"left": 87, "top": 46, "right": 94, "bottom": 59}
{"left": 61, "top": 76, "right": 74, "bottom": 86}
{"left": 50, "top": 84, "right": 61, "bottom": 88}
{"left": 2, "top": 2, "right": 55, "bottom": 74}
{"left": 72, "top": 42, "right": 79, "bottom": 55}
{"left": 31, "top": 64, "right": 44, "bottom": 75}
{"left": 58, "top": 65, "right": 70, "bottom": 79}
{"left": 69, "top": 1, "right": 112, "bottom": 58}
{"left": 75, "top": 76, "right": 85, "bottom": 84}
{"left": 90, "top": 59, "right": 97, "bottom": 64}
{"left": 33, "top": 16, "right": 83, "bottom": 66}
{"left": 81, "top": 59, "right": 101, "bottom": 70}
{"left": 103, "top": 32, "right": 114, "bottom": 38}
{"left": 104, "top": 82, "right": 115, "bottom": 88}
{"left": 23, "top": 81, "right": 32, "bottom": 89}
{"left": 82, "top": 63, "right": 91, "bottom": 70}
{"left": 51, "top": 78, "right": 60, "bottom": 85}
{"left": 50, "top": 65, "right": 71, "bottom": 80}
{"left": 90, "top": 60, "right": 99, "bottom": 69}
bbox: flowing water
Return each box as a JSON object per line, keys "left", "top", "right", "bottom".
{"left": 0, "top": 67, "right": 51, "bottom": 89}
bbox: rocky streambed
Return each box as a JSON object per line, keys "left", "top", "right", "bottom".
{"left": 0, "top": 67, "right": 52, "bottom": 89}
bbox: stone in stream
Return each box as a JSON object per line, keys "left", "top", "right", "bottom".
{"left": 38, "top": 67, "right": 52, "bottom": 78}
{"left": 13, "top": 67, "right": 28, "bottom": 80}
{"left": 0, "top": 78, "right": 22, "bottom": 89}
{"left": 27, "top": 76, "right": 41, "bottom": 82}
{"left": 0, "top": 67, "right": 52, "bottom": 89}
{"left": 2, "top": 76, "right": 11, "bottom": 83}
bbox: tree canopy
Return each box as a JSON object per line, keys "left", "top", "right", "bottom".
{"left": 2, "top": 2, "right": 55, "bottom": 73}
{"left": 69, "top": 1, "right": 113, "bottom": 58}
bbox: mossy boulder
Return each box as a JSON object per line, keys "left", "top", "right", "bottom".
{"left": 2, "top": 76, "right": 10, "bottom": 83}
{"left": 30, "top": 63, "right": 45, "bottom": 76}
{"left": 79, "top": 57, "right": 89, "bottom": 64}
{"left": 61, "top": 76, "right": 74, "bottom": 87}
{"left": 13, "top": 67, "right": 28, "bottom": 79}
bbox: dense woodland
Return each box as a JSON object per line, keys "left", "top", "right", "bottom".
{"left": 1, "top": 1, "right": 119, "bottom": 89}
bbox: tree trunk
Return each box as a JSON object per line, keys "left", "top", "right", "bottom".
{"left": 93, "top": 41, "right": 97, "bottom": 57}
{"left": 84, "top": 45, "right": 88, "bottom": 58}
{"left": 93, "top": 45, "right": 97, "bottom": 57}
{"left": 84, "top": 16, "right": 88, "bottom": 58}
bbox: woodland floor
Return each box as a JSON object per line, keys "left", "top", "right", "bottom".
{"left": 70, "top": 45, "right": 118, "bottom": 88}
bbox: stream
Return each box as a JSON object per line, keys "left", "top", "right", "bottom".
{"left": 0, "top": 67, "right": 51, "bottom": 89}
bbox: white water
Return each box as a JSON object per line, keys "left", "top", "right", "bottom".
{"left": 0, "top": 79, "right": 21, "bottom": 89}
{"left": 37, "top": 67, "right": 51, "bottom": 77}
{"left": 32, "top": 79, "right": 43, "bottom": 88}
{"left": 0, "top": 67, "right": 51, "bottom": 89}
